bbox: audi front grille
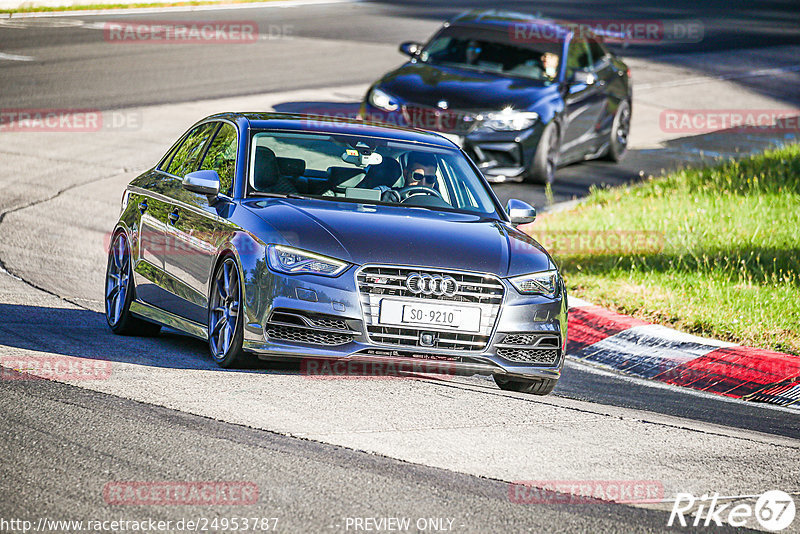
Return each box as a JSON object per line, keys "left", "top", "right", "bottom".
{"left": 356, "top": 265, "right": 505, "bottom": 351}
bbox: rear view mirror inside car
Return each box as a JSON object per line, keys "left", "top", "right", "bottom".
{"left": 342, "top": 148, "right": 383, "bottom": 167}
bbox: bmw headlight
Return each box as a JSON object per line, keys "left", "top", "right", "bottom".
{"left": 368, "top": 87, "right": 400, "bottom": 112}
{"left": 475, "top": 110, "right": 539, "bottom": 132}
{"left": 509, "top": 270, "right": 560, "bottom": 298}
{"left": 267, "top": 245, "right": 349, "bottom": 277}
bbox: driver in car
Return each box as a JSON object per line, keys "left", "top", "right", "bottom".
{"left": 404, "top": 152, "right": 438, "bottom": 189}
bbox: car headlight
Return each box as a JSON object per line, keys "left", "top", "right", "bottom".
{"left": 475, "top": 110, "right": 539, "bottom": 132}
{"left": 509, "top": 270, "right": 560, "bottom": 298}
{"left": 267, "top": 245, "right": 349, "bottom": 277}
{"left": 368, "top": 87, "right": 400, "bottom": 112}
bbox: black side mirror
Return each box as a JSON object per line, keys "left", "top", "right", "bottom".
{"left": 399, "top": 41, "right": 422, "bottom": 57}
{"left": 571, "top": 70, "right": 596, "bottom": 86}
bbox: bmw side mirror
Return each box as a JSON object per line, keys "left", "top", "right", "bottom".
{"left": 506, "top": 199, "right": 537, "bottom": 225}
{"left": 399, "top": 41, "right": 422, "bottom": 57}
{"left": 570, "top": 70, "right": 595, "bottom": 86}
{"left": 183, "top": 169, "right": 220, "bottom": 199}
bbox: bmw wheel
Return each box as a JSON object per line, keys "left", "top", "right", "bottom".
{"left": 603, "top": 100, "right": 630, "bottom": 162}
{"left": 208, "top": 256, "right": 250, "bottom": 368}
{"left": 493, "top": 375, "right": 557, "bottom": 395}
{"left": 105, "top": 231, "right": 161, "bottom": 336}
{"left": 526, "top": 121, "right": 560, "bottom": 184}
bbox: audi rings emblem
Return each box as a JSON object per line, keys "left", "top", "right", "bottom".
{"left": 405, "top": 273, "right": 459, "bottom": 297}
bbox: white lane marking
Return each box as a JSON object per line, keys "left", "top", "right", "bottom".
{"left": 564, "top": 358, "right": 800, "bottom": 414}
{"left": 637, "top": 64, "right": 800, "bottom": 90}
{"left": 622, "top": 323, "right": 738, "bottom": 349}
{"left": 0, "top": 51, "right": 34, "bottom": 61}
{"left": 3, "top": 0, "right": 358, "bottom": 19}
{"left": 568, "top": 296, "right": 592, "bottom": 308}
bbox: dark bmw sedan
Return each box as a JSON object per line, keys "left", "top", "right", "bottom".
{"left": 360, "top": 9, "right": 632, "bottom": 184}
{"left": 106, "top": 113, "right": 567, "bottom": 395}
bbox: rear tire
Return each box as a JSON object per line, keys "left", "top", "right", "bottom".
{"left": 208, "top": 256, "right": 252, "bottom": 368}
{"left": 105, "top": 231, "right": 161, "bottom": 336}
{"left": 602, "top": 100, "right": 630, "bottom": 162}
{"left": 525, "top": 121, "right": 560, "bottom": 184}
{"left": 493, "top": 375, "right": 557, "bottom": 395}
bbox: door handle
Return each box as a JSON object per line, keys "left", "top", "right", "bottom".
{"left": 168, "top": 209, "right": 180, "bottom": 224}
{"left": 138, "top": 200, "right": 148, "bottom": 213}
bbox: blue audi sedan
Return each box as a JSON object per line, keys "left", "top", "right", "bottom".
{"left": 105, "top": 113, "right": 567, "bottom": 394}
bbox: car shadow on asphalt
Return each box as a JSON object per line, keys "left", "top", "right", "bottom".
{"left": 0, "top": 303, "right": 479, "bottom": 381}
{"left": 0, "top": 303, "right": 295, "bottom": 373}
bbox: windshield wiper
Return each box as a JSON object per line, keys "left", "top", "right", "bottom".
{"left": 249, "top": 192, "right": 307, "bottom": 200}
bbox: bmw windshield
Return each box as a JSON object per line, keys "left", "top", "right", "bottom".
{"left": 419, "top": 26, "right": 563, "bottom": 82}
{"left": 248, "top": 130, "right": 501, "bottom": 216}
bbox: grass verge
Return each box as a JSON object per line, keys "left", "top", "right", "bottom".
{"left": 525, "top": 143, "right": 800, "bottom": 355}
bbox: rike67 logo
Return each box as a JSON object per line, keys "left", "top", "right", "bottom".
{"left": 669, "top": 490, "right": 796, "bottom": 531}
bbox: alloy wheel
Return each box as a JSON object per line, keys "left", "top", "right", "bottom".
{"left": 546, "top": 127, "right": 560, "bottom": 181}
{"left": 209, "top": 258, "right": 240, "bottom": 361}
{"left": 616, "top": 105, "right": 630, "bottom": 148}
{"left": 106, "top": 233, "right": 130, "bottom": 326}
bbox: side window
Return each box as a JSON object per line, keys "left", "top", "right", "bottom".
{"left": 167, "top": 123, "right": 217, "bottom": 178}
{"left": 199, "top": 123, "right": 237, "bottom": 196}
{"left": 588, "top": 38, "right": 607, "bottom": 67}
{"left": 565, "top": 39, "right": 592, "bottom": 79}
{"left": 158, "top": 139, "right": 182, "bottom": 171}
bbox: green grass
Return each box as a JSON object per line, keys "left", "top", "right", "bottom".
{"left": 1, "top": 0, "right": 281, "bottom": 14}
{"left": 527, "top": 143, "right": 800, "bottom": 355}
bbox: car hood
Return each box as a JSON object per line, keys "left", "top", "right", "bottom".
{"left": 244, "top": 198, "right": 553, "bottom": 277}
{"left": 377, "top": 62, "right": 557, "bottom": 111}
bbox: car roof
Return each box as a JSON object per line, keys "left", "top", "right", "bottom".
{"left": 205, "top": 112, "right": 458, "bottom": 148}
{"left": 448, "top": 9, "right": 572, "bottom": 39}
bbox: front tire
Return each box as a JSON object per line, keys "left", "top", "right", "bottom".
{"left": 602, "top": 100, "right": 630, "bottom": 162}
{"left": 105, "top": 231, "right": 161, "bottom": 336}
{"left": 525, "top": 121, "right": 560, "bottom": 184}
{"left": 208, "top": 256, "right": 250, "bottom": 368}
{"left": 493, "top": 375, "right": 557, "bottom": 395}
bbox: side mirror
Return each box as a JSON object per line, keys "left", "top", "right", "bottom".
{"left": 183, "top": 169, "right": 220, "bottom": 198}
{"left": 506, "top": 199, "right": 537, "bottom": 224}
{"left": 570, "top": 70, "right": 595, "bottom": 86}
{"left": 399, "top": 41, "right": 422, "bottom": 57}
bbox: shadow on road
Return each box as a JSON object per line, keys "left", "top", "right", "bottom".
{"left": 0, "top": 303, "right": 257, "bottom": 372}
{"left": 0, "top": 303, "right": 476, "bottom": 381}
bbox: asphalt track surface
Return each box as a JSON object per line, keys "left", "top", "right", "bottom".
{"left": 1, "top": 1, "right": 799, "bottom": 532}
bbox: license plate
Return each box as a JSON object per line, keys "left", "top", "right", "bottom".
{"left": 378, "top": 299, "right": 481, "bottom": 332}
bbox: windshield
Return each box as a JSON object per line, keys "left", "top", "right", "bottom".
{"left": 248, "top": 131, "right": 499, "bottom": 216}
{"left": 420, "top": 26, "right": 562, "bottom": 82}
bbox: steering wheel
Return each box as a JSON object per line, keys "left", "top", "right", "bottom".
{"left": 398, "top": 185, "right": 443, "bottom": 202}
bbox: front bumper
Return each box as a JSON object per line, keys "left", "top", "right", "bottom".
{"left": 360, "top": 103, "right": 546, "bottom": 183}
{"left": 239, "top": 261, "right": 567, "bottom": 382}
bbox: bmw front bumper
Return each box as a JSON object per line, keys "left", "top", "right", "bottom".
{"left": 360, "top": 103, "right": 546, "bottom": 183}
